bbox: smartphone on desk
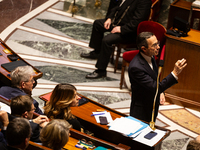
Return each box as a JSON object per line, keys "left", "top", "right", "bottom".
{"left": 99, "top": 116, "right": 108, "bottom": 125}
{"left": 144, "top": 131, "right": 157, "bottom": 140}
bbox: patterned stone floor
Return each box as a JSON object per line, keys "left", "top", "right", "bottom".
{"left": 0, "top": 0, "right": 198, "bottom": 149}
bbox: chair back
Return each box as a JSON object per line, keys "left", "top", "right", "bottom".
{"left": 137, "top": 21, "right": 166, "bottom": 64}
{"left": 149, "top": 0, "right": 160, "bottom": 21}
{"left": 137, "top": 21, "right": 166, "bottom": 45}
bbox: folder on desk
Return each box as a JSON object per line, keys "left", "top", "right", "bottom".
{"left": 94, "top": 146, "right": 108, "bottom": 150}
{"left": 1, "top": 60, "right": 29, "bottom": 72}
{"left": 126, "top": 116, "right": 149, "bottom": 137}
{"left": 108, "top": 116, "right": 148, "bottom": 137}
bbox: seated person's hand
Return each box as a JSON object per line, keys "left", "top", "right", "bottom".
{"left": 104, "top": 18, "right": 111, "bottom": 29}
{"left": 0, "top": 110, "right": 9, "bottom": 128}
{"left": 33, "top": 115, "right": 49, "bottom": 126}
{"left": 111, "top": 26, "right": 121, "bottom": 33}
{"left": 39, "top": 121, "right": 49, "bottom": 128}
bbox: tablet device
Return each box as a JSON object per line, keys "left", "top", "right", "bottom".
{"left": 1, "top": 60, "right": 28, "bottom": 72}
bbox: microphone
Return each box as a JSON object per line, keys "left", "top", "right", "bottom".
{"left": 150, "top": 45, "right": 165, "bottom": 130}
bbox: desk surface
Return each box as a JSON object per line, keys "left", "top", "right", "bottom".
{"left": 171, "top": 0, "right": 191, "bottom": 9}
{"left": 0, "top": 39, "right": 42, "bottom": 85}
{"left": 181, "top": 29, "right": 200, "bottom": 44}
{"left": 39, "top": 93, "right": 171, "bottom": 149}
{"left": 63, "top": 137, "right": 90, "bottom": 150}
{"left": 0, "top": 95, "right": 130, "bottom": 150}
{"left": 166, "top": 29, "right": 200, "bottom": 46}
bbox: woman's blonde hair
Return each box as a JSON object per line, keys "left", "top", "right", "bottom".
{"left": 44, "top": 83, "right": 77, "bottom": 120}
{"left": 40, "top": 119, "right": 71, "bottom": 150}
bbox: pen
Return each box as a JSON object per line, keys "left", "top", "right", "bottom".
{"left": 91, "top": 113, "right": 105, "bottom": 116}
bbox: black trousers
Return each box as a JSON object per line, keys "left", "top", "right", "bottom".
{"left": 89, "top": 19, "right": 136, "bottom": 70}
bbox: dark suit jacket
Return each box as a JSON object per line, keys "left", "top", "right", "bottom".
{"left": 0, "top": 143, "right": 19, "bottom": 150}
{"left": 107, "top": 0, "right": 152, "bottom": 36}
{"left": 8, "top": 113, "right": 41, "bottom": 143}
{"left": 0, "top": 86, "right": 43, "bottom": 115}
{"left": 128, "top": 53, "right": 178, "bottom": 122}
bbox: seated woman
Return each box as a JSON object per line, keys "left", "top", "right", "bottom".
{"left": 44, "top": 83, "right": 82, "bottom": 131}
{"left": 40, "top": 119, "right": 71, "bottom": 150}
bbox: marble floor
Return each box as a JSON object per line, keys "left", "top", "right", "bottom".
{"left": 0, "top": 0, "right": 199, "bottom": 149}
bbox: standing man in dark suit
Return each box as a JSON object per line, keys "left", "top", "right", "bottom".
{"left": 128, "top": 32, "right": 187, "bottom": 122}
{"left": 80, "top": 0, "right": 152, "bottom": 79}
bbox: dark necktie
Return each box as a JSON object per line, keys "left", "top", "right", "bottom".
{"left": 151, "top": 57, "right": 158, "bottom": 75}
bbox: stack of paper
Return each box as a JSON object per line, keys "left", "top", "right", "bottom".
{"left": 107, "top": 116, "right": 167, "bottom": 147}
{"left": 0, "top": 102, "right": 11, "bottom": 113}
{"left": 108, "top": 116, "right": 148, "bottom": 137}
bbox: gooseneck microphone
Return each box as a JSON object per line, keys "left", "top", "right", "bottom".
{"left": 150, "top": 46, "right": 165, "bottom": 130}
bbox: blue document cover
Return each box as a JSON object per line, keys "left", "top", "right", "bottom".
{"left": 126, "top": 116, "right": 149, "bottom": 137}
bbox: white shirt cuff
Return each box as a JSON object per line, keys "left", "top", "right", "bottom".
{"left": 171, "top": 71, "right": 178, "bottom": 80}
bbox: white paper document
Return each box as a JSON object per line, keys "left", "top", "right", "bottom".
{"left": 133, "top": 126, "right": 166, "bottom": 147}
{"left": 0, "top": 102, "right": 11, "bottom": 113}
{"left": 92, "top": 111, "right": 113, "bottom": 123}
{"left": 108, "top": 117, "right": 143, "bottom": 135}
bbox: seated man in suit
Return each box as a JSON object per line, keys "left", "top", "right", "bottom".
{"left": 128, "top": 32, "right": 187, "bottom": 123}
{"left": 0, "top": 118, "right": 32, "bottom": 150}
{"left": 80, "top": 0, "right": 152, "bottom": 79}
{"left": 0, "top": 66, "right": 43, "bottom": 114}
{"left": 9, "top": 95, "right": 49, "bottom": 143}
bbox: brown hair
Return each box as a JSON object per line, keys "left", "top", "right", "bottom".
{"left": 44, "top": 83, "right": 76, "bottom": 120}
{"left": 40, "top": 119, "right": 71, "bottom": 150}
{"left": 10, "top": 95, "right": 33, "bottom": 116}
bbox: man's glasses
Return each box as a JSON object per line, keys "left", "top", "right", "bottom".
{"left": 151, "top": 41, "right": 160, "bottom": 49}
{"left": 29, "top": 107, "right": 36, "bottom": 112}
{"left": 25, "top": 78, "right": 34, "bottom": 83}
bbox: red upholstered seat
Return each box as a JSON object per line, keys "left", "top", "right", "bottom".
{"left": 137, "top": 21, "right": 166, "bottom": 51}
{"left": 112, "top": 0, "right": 161, "bottom": 73}
{"left": 123, "top": 50, "right": 139, "bottom": 63}
{"left": 120, "top": 21, "right": 166, "bottom": 89}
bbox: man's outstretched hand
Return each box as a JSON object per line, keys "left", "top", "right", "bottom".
{"left": 172, "top": 58, "right": 187, "bottom": 77}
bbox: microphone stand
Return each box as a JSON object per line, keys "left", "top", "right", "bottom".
{"left": 149, "top": 60, "right": 164, "bottom": 130}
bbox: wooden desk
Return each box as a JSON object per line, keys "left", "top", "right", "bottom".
{"left": 162, "top": 29, "right": 200, "bottom": 110}
{"left": 40, "top": 93, "right": 171, "bottom": 150}
{"left": 0, "top": 39, "right": 43, "bottom": 86}
{"left": 167, "top": 0, "right": 192, "bottom": 29}
{"left": 28, "top": 129, "right": 130, "bottom": 150}
{"left": 0, "top": 96, "right": 130, "bottom": 150}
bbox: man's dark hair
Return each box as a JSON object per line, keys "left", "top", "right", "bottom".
{"left": 137, "top": 32, "right": 154, "bottom": 52}
{"left": 10, "top": 95, "right": 33, "bottom": 116}
{"left": 6, "top": 118, "right": 31, "bottom": 146}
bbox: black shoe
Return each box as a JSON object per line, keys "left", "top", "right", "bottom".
{"left": 86, "top": 71, "right": 106, "bottom": 79}
{"left": 80, "top": 51, "right": 99, "bottom": 59}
